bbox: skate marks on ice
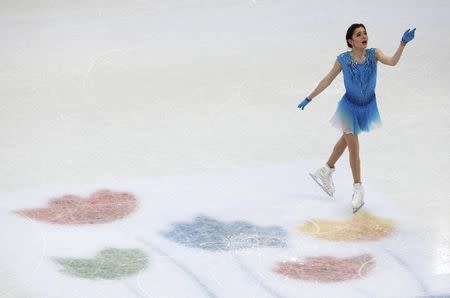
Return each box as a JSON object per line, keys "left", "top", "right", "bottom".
{"left": 157, "top": 214, "right": 380, "bottom": 295}
{"left": 382, "top": 247, "right": 429, "bottom": 295}
{"left": 295, "top": 207, "right": 430, "bottom": 294}
{"left": 272, "top": 210, "right": 386, "bottom": 283}
{"left": 9, "top": 189, "right": 147, "bottom": 296}
{"left": 160, "top": 215, "right": 287, "bottom": 297}
{"left": 134, "top": 237, "right": 218, "bottom": 298}
{"left": 2, "top": 164, "right": 445, "bottom": 297}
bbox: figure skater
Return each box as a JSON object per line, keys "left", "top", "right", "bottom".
{"left": 298, "top": 24, "right": 416, "bottom": 213}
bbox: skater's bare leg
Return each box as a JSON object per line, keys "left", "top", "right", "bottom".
{"left": 326, "top": 134, "right": 347, "bottom": 168}
{"left": 343, "top": 133, "right": 361, "bottom": 184}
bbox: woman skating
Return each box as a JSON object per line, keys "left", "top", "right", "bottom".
{"left": 298, "top": 23, "right": 416, "bottom": 213}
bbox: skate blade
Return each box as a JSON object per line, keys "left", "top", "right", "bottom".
{"left": 352, "top": 202, "right": 365, "bottom": 214}
{"left": 309, "top": 173, "right": 333, "bottom": 198}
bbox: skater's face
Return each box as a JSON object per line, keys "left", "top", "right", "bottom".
{"left": 348, "top": 27, "right": 368, "bottom": 49}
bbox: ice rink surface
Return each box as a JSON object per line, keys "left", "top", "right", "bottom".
{"left": 1, "top": 0, "right": 449, "bottom": 297}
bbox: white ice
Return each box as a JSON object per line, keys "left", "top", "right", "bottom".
{"left": 1, "top": 0, "right": 449, "bottom": 297}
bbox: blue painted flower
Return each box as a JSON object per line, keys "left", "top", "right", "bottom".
{"left": 161, "top": 215, "right": 287, "bottom": 251}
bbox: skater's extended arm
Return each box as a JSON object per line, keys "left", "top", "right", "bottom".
{"left": 375, "top": 28, "right": 416, "bottom": 66}
{"left": 375, "top": 45, "right": 405, "bottom": 66}
{"left": 306, "top": 59, "right": 342, "bottom": 100}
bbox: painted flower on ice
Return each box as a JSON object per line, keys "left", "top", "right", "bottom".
{"left": 53, "top": 248, "right": 148, "bottom": 279}
{"left": 274, "top": 254, "right": 375, "bottom": 282}
{"left": 299, "top": 211, "right": 394, "bottom": 241}
{"left": 13, "top": 190, "right": 137, "bottom": 225}
{"left": 161, "top": 215, "right": 287, "bottom": 251}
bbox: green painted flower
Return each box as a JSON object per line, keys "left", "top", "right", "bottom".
{"left": 53, "top": 248, "right": 148, "bottom": 279}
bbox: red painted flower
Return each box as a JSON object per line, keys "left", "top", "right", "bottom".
{"left": 274, "top": 254, "right": 375, "bottom": 282}
{"left": 13, "top": 190, "right": 137, "bottom": 225}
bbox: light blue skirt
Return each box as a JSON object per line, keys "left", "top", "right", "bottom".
{"left": 330, "top": 96, "right": 382, "bottom": 135}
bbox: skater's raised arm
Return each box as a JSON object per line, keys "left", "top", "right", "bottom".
{"left": 375, "top": 45, "right": 405, "bottom": 66}
{"left": 298, "top": 59, "right": 342, "bottom": 110}
{"left": 375, "top": 28, "right": 416, "bottom": 66}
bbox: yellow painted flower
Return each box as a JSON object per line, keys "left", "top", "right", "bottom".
{"left": 299, "top": 211, "right": 394, "bottom": 241}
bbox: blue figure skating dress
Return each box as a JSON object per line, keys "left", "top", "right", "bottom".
{"left": 331, "top": 48, "right": 382, "bottom": 135}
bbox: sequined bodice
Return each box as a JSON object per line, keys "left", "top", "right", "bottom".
{"left": 337, "top": 48, "right": 377, "bottom": 106}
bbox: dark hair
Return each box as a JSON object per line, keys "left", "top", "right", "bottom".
{"left": 346, "top": 23, "right": 366, "bottom": 48}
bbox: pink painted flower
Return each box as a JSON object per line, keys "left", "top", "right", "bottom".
{"left": 274, "top": 254, "right": 375, "bottom": 282}
{"left": 13, "top": 190, "right": 137, "bottom": 225}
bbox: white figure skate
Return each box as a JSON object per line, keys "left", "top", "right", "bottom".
{"left": 351, "top": 183, "right": 365, "bottom": 213}
{"left": 309, "top": 164, "right": 335, "bottom": 197}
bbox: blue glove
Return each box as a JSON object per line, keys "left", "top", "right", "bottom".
{"left": 298, "top": 97, "right": 311, "bottom": 110}
{"left": 401, "top": 28, "right": 416, "bottom": 44}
